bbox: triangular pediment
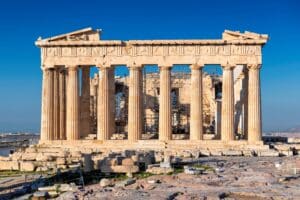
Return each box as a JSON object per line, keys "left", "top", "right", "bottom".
{"left": 37, "top": 27, "right": 101, "bottom": 42}
{"left": 222, "top": 30, "right": 268, "bottom": 41}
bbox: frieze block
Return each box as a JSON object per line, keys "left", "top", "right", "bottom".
{"left": 43, "top": 44, "right": 262, "bottom": 59}
{"left": 231, "top": 45, "right": 261, "bottom": 56}
{"left": 62, "top": 47, "right": 72, "bottom": 57}
{"left": 77, "top": 47, "right": 92, "bottom": 57}
{"left": 200, "top": 46, "right": 231, "bottom": 56}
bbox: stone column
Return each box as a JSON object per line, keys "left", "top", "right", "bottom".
{"left": 80, "top": 66, "right": 91, "bottom": 138}
{"left": 243, "top": 68, "right": 249, "bottom": 139}
{"left": 247, "top": 64, "right": 262, "bottom": 143}
{"left": 128, "top": 67, "right": 143, "bottom": 142}
{"left": 215, "top": 99, "right": 222, "bottom": 139}
{"left": 97, "top": 66, "right": 115, "bottom": 140}
{"left": 221, "top": 64, "right": 235, "bottom": 141}
{"left": 40, "top": 68, "right": 54, "bottom": 141}
{"left": 53, "top": 68, "right": 60, "bottom": 140}
{"left": 159, "top": 66, "right": 172, "bottom": 141}
{"left": 190, "top": 64, "right": 204, "bottom": 140}
{"left": 66, "top": 66, "right": 80, "bottom": 140}
{"left": 59, "top": 68, "right": 66, "bottom": 140}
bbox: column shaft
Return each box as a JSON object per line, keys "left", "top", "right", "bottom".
{"left": 66, "top": 66, "right": 80, "bottom": 140}
{"left": 221, "top": 65, "right": 235, "bottom": 141}
{"left": 59, "top": 69, "right": 66, "bottom": 140}
{"left": 97, "top": 67, "right": 115, "bottom": 140}
{"left": 243, "top": 69, "right": 249, "bottom": 139}
{"left": 128, "top": 67, "right": 143, "bottom": 141}
{"left": 248, "top": 64, "right": 262, "bottom": 143}
{"left": 53, "top": 68, "right": 60, "bottom": 140}
{"left": 159, "top": 66, "right": 172, "bottom": 141}
{"left": 190, "top": 65, "right": 204, "bottom": 140}
{"left": 40, "top": 68, "right": 54, "bottom": 141}
{"left": 215, "top": 100, "right": 222, "bottom": 139}
{"left": 80, "top": 66, "right": 91, "bottom": 138}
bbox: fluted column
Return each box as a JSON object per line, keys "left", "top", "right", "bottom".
{"left": 221, "top": 64, "right": 235, "bottom": 141}
{"left": 97, "top": 66, "right": 115, "bottom": 140}
{"left": 248, "top": 64, "right": 262, "bottom": 143}
{"left": 59, "top": 68, "right": 66, "bottom": 140}
{"left": 243, "top": 69, "right": 249, "bottom": 139}
{"left": 81, "top": 66, "right": 90, "bottom": 138}
{"left": 53, "top": 68, "right": 60, "bottom": 140}
{"left": 41, "top": 68, "right": 54, "bottom": 141}
{"left": 128, "top": 67, "right": 143, "bottom": 142}
{"left": 190, "top": 64, "right": 204, "bottom": 140}
{"left": 66, "top": 66, "right": 80, "bottom": 140}
{"left": 159, "top": 66, "right": 172, "bottom": 141}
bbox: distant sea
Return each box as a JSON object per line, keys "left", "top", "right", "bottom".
{"left": 0, "top": 147, "right": 15, "bottom": 157}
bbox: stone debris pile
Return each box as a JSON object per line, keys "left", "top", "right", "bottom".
{"left": 1, "top": 139, "right": 300, "bottom": 173}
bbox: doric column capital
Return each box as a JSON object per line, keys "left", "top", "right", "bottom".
{"left": 59, "top": 67, "right": 66, "bottom": 73}
{"left": 190, "top": 64, "right": 204, "bottom": 70}
{"left": 65, "top": 65, "right": 78, "bottom": 71}
{"left": 41, "top": 65, "right": 54, "bottom": 71}
{"left": 96, "top": 64, "right": 112, "bottom": 70}
{"left": 221, "top": 63, "right": 235, "bottom": 70}
{"left": 128, "top": 66, "right": 143, "bottom": 71}
{"left": 41, "top": 67, "right": 49, "bottom": 71}
{"left": 159, "top": 66, "right": 172, "bottom": 70}
{"left": 247, "top": 64, "right": 261, "bottom": 70}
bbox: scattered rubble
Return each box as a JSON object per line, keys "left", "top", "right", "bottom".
{"left": 99, "top": 178, "right": 112, "bottom": 187}
{"left": 1, "top": 156, "right": 300, "bottom": 199}
{"left": 183, "top": 165, "right": 205, "bottom": 175}
{"left": 115, "top": 178, "right": 136, "bottom": 187}
{"left": 146, "top": 164, "right": 174, "bottom": 175}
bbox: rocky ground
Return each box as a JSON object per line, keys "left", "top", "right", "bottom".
{"left": 54, "top": 156, "right": 300, "bottom": 200}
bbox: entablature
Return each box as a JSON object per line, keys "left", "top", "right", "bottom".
{"left": 37, "top": 28, "right": 268, "bottom": 67}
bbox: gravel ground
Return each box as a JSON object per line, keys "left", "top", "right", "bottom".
{"left": 56, "top": 156, "right": 300, "bottom": 200}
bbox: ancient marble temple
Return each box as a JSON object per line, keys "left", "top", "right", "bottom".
{"left": 35, "top": 27, "right": 268, "bottom": 148}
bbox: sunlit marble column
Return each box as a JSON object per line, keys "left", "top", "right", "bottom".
{"left": 243, "top": 68, "right": 249, "bottom": 139}
{"left": 59, "top": 68, "right": 66, "bottom": 140}
{"left": 159, "top": 66, "right": 172, "bottom": 141}
{"left": 221, "top": 64, "right": 235, "bottom": 141}
{"left": 128, "top": 67, "right": 143, "bottom": 142}
{"left": 40, "top": 67, "right": 54, "bottom": 141}
{"left": 247, "top": 64, "right": 262, "bottom": 143}
{"left": 53, "top": 68, "right": 60, "bottom": 140}
{"left": 81, "top": 66, "right": 91, "bottom": 138}
{"left": 190, "top": 64, "right": 204, "bottom": 140}
{"left": 66, "top": 66, "right": 80, "bottom": 140}
{"left": 97, "top": 66, "right": 115, "bottom": 140}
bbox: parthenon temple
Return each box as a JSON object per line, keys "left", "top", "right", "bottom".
{"left": 35, "top": 28, "right": 268, "bottom": 150}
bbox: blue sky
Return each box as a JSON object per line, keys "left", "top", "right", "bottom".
{"left": 0, "top": 0, "right": 299, "bottom": 132}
